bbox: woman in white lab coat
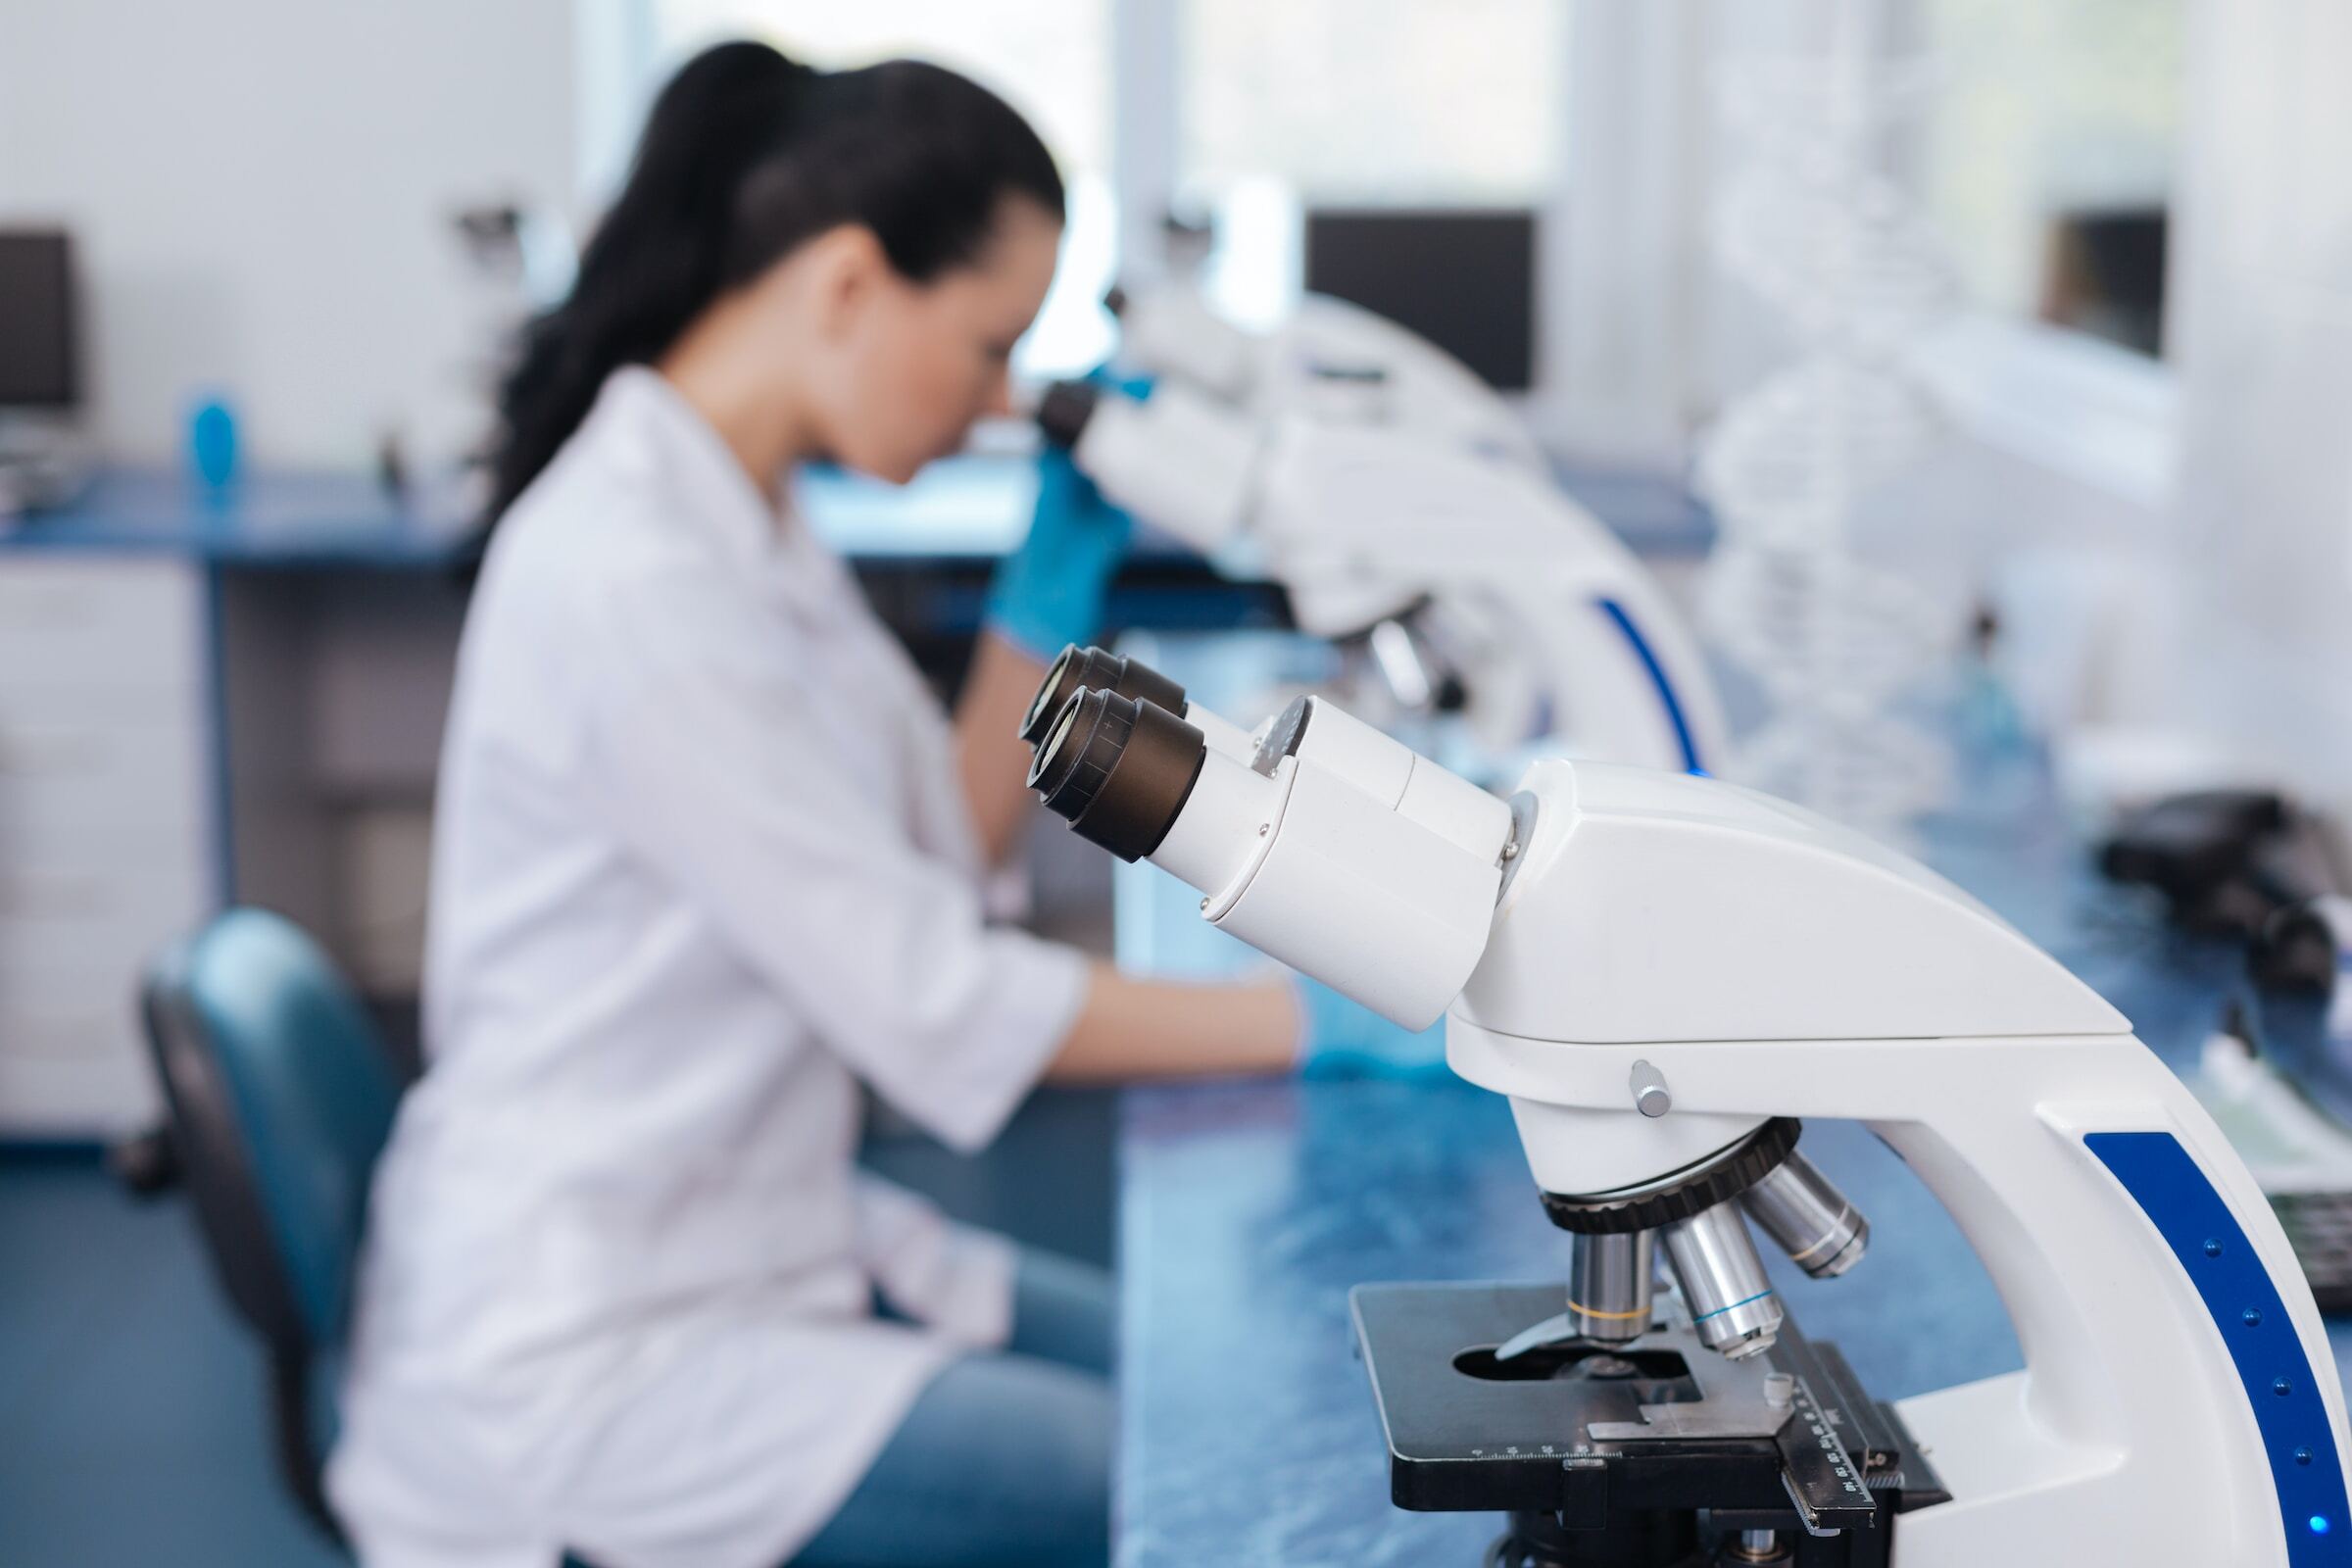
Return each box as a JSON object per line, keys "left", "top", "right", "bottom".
{"left": 328, "top": 40, "right": 1429, "bottom": 1568}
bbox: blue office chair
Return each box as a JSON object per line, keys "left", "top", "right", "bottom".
{"left": 138, "top": 907, "right": 404, "bottom": 1548}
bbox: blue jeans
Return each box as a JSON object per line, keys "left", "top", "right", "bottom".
{"left": 792, "top": 1250, "right": 1116, "bottom": 1568}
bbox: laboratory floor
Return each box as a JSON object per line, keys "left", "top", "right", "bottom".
{"left": 0, "top": 1147, "right": 346, "bottom": 1567}
{"left": 1, "top": 889, "right": 1121, "bottom": 1567}
{"left": 0, "top": 1084, "right": 1118, "bottom": 1568}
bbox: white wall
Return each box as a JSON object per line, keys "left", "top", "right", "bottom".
{"left": 0, "top": 0, "right": 580, "bottom": 467}
{"left": 2166, "top": 0, "right": 2352, "bottom": 805}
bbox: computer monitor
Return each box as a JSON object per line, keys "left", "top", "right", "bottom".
{"left": 1301, "top": 208, "right": 1537, "bottom": 391}
{"left": 0, "top": 230, "right": 79, "bottom": 412}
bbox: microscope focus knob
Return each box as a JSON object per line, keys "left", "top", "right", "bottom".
{"left": 1630, "top": 1059, "right": 1673, "bottom": 1118}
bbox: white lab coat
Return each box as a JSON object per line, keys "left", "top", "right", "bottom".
{"left": 327, "top": 368, "right": 1090, "bottom": 1568}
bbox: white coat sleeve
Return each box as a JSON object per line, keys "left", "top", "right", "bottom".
{"left": 589, "top": 567, "right": 1090, "bottom": 1153}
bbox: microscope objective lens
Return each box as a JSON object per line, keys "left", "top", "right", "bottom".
{"left": 1740, "top": 1152, "right": 1868, "bottom": 1280}
{"left": 1567, "top": 1231, "right": 1654, "bottom": 1344}
{"left": 1660, "top": 1200, "right": 1782, "bottom": 1359}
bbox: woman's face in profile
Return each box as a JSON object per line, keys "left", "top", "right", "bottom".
{"left": 818, "top": 197, "right": 1063, "bottom": 484}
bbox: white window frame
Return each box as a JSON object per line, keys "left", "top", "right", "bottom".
{"left": 580, "top": 0, "right": 2172, "bottom": 492}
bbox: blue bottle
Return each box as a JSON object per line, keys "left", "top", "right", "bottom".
{"left": 189, "top": 395, "right": 239, "bottom": 495}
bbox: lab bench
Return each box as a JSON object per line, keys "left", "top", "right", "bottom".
{"left": 1104, "top": 631, "right": 2352, "bottom": 1567}
{"left": 0, "top": 456, "right": 1704, "bottom": 1138}
{"left": 0, "top": 459, "right": 1270, "bottom": 1136}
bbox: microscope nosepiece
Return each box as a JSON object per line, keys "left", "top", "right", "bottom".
{"left": 1533, "top": 1119, "right": 1795, "bottom": 1359}
{"left": 1029, "top": 687, "right": 1206, "bottom": 862}
{"left": 1019, "top": 645, "right": 1190, "bottom": 750}
{"left": 1740, "top": 1151, "right": 1869, "bottom": 1280}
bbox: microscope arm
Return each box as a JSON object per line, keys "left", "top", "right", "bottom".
{"left": 1259, "top": 438, "right": 1729, "bottom": 771}
{"left": 1110, "top": 281, "right": 1549, "bottom": 474}
{"left": 1052, "top": 381, "right": 1729, "bottom": 774}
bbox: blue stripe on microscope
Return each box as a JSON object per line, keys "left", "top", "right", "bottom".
{"left": 1690, "top": 1289, "right": 1774, "bottom": 1323}
{"left": 2086, "top": 1130, "right": 2351, "bottom": 1562}
{"left": 1593, "top": 597, "right": 1703, "bottom": 774}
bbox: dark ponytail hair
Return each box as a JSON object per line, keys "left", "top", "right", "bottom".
{"left": 484, "top": 41, "right": 1064, "bottom": 523}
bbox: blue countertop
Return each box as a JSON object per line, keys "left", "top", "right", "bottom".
{"left": 0, "top": 454, "right": 1711, "bottom": 571}
{"left": 0, "top": 468, "right": 479, "bottom": 566}
{"left": 0, "top": 460, "right": 1070, "bottom": 568}
{"left": 0, "top": 458, "right": 1088, "bottom": 567}
{"left": 1109, "top": 637, "right": 2352, "bottom": 1566}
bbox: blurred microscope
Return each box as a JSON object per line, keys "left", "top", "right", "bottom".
{"left": 1021, "top": 647, "right": 2352, "bottom": 1566}
{"left": 1042, "top": 280, "right": 1727, "bottom": 779}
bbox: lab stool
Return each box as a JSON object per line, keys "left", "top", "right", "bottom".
{"left": 136, "top": 907, "right": 404, "bottom": 1549}
{"left": 136, "top": 909, "right": 616, "bottom": 1568}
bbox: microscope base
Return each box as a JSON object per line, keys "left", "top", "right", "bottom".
{"left": 1350, "top": 1282, "right": 1948, "bottom": 1566}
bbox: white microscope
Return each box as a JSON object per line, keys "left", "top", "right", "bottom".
{"left": 1102, "top": 278, "right": 1548, "bottom": 473}
{"left": 1021, "top": 656, "right": 2352, "bottom": 1567}
{"left": 1037, "top": 373, "right": 1728, "bottom": 776}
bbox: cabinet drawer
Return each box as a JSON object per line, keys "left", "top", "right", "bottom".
{"left": 0, "top": 934, "right": 166, "bottom": 1017}
{"left": 0, "top": 1007, "right": 157, "bottom": 1134}
{"left": 0, "top": 698, "right": 207, "bottom": 840}
{"left": 0, "top": 992, "right": 136, "bottom": 1059}
{"left": 0, "top": 844, "right": 211, "bottom": 986}
{"left": 0, "top": 558, "right": 203, "bottom": 698}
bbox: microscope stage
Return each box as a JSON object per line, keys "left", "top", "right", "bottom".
{"left": 1349, "top": 1281, "right": 1947, "bottom": 1548}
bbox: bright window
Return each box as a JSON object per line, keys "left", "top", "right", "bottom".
{"left": 631, "top": 1, "right": 1573, "bottom": 368}
{"left": 1176, "top": 0, "right": 1569, "bottom": 326}
{"left": 1921, "top": 0, "right": 2183, "bottom": 357}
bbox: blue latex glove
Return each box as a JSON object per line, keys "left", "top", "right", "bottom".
{"left": 1092, "top": 368, "right": 1157, "bottom": 403}
{"left": 1292, "top": 975, "right": 1452, "bottom": 1082}
{"left": 983, "top": 368, "right": 1153, "bottom": 662}
{"left": 985, "top": 446, "right": 1135, "bottom": 662}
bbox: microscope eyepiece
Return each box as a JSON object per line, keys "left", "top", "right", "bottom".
{"left": 1036, "top": 379, "right": 1101, "bottom": 452}
{"left": 1028, "top": 687, "right": 1207, "bottom": 862}
{"left": 1019, "top": 644, "right": 1190, "bottom": 750}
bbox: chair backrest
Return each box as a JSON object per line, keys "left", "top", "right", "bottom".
{"left": 141, "top": 907, "right": 404, "bottom": 1550}
{"left": 142, "top": 906, "right": 401, "bottom": 1352}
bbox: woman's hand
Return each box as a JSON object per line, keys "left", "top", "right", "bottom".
{"left": 956, "top": 438, "right": 1139, "bottom": 866}
{"left": 1046, "top": 964, "right": 1302, "bottom": 1082}
{"left": 954, "top": 628, "right": 1058, "bottom": 865}
{"left": 1041, "top": 964, "right": 1453, "bottom": 1086}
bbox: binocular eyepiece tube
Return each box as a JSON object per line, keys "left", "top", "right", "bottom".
{"left": 1028, "top": 686, "right": 1200, "bottom": 865}
{"left": 1021, "top": 644, "right": 1256, "bottom": 762}
{"left": 1024, "top": 653, "right": 1513, "bottom": 1030}
{"left": 1020, "top": 644, "right": 1191, "bottom": 751}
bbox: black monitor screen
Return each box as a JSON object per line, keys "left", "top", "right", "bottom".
{"left": 0, "top": 231, "right": 77, "bottom": 410}
{"left": 1301, "top": 208, "right": 1536, "bottom": 391}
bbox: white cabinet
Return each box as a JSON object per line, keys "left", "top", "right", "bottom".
{"left": 0, "top": 556, "right": 213, "bottom": 1135}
